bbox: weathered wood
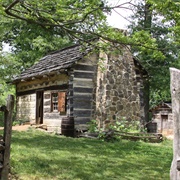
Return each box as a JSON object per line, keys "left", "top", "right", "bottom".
{"left": 74, "top": 72, "right": 94, "bottom": 79}
{"left": 69, "top": 96, "right": 92, "bottom": 104}
{"left": 73, "top": 101, "right": 92, "bottom": 109}
{"left": 17, "top": 84, "right": 68, "bottom": 96}
{"left": 73, "top": 87, "right": 93, "bottom": 93}
{"left": 74, "top": 117, "right": 91, "bottom": 124}
{"left": 73, "top": 64, "right": 95, "bottom": 71}
{"left": 115, "top": 131, "right": 163, "bottom": 143}
{"left": 73, "top": 110, "right": 92, "bottom": 117}
{"left": 73, "top": 80, "right": 93, "bottom": 88}
{"left": 170, "top": 68, "right": 180, "bottom": 180}
{"left": 1, "top": 95, "right": 14, "bottom": 180}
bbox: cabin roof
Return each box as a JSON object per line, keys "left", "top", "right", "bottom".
{"left": 12, "top": 44, "right": 91, "bottom": 82}
{"left": 12, "top": 41, "right": 148, "bottom": 83}
{"left": 150, "top": 102, "right": 172, "bottom": 112}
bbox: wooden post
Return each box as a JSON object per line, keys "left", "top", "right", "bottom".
{"left": 170, "top": 68, "right": 180, "bottom": 180}
{"left": 1, "top": 95, "right": 14, "bottom": 180}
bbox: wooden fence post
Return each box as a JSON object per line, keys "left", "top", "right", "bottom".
{"left": 1, "top": 95, "right": 14, "bottom": 180}
{"left": 170, "top": 68, "right": 180, "bottom": 180}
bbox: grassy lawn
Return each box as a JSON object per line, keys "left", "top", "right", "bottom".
{"left": 10, "top": 129, "right": 172, "bottom": 180}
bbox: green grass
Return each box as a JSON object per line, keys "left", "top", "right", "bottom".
{"left": 10, "top": 129, "right": 172, "bottom": 180}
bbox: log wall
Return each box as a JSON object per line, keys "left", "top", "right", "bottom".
{"left": 16, "top": 94, "right": 36, "bottom": 124}
{"left": 16, "top": 73, "right": 69, "bottom": 132}
{"left": 69, "top": 54, "right": 98, "bottom": 130}
{"left": 43, "top": 90, "right": 66, "bottom": 133}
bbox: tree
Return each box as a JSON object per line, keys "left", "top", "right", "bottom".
{"left": 0, "top": 52, "right": 17, "bottom": 104}
{"left": 0, "top": 17, "right": 73, "bottom": 70}
{"left": 0, "top": 0, "right": 179, "bottom": 106}
{"left": 128, "top": 0, "right": 180, "bottom": 107}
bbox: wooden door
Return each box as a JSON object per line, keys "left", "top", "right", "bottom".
{"left": 36, "top": 91, "right": 44, "bottom": 124}
{"left": 161, "top": 115, "right": 168, "bottom": 134}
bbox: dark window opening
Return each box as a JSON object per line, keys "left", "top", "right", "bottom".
{"left": 161, "top": 115, "right": 168, "bottom": 121}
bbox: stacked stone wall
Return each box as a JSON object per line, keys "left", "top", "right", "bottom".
{"left": 95, "top": 47, "right": 141, "bottom": 126}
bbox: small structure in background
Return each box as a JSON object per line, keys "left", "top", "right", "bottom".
{"left": 150, "top": 102, "right": 173, "bottom": 138}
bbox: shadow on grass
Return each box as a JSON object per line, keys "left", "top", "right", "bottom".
{"left": 10, "top": 130, "right": 172, "bottom": 180}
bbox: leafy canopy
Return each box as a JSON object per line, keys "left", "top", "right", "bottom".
{"left": 0, "top": 0, "right": 179, "bottom": 106}
{"left": 128, "top": 0, "right": 180, "bottom": 106}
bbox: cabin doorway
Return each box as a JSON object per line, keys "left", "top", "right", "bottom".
{"left": 161, "top": 114, "right": 168, "bottom": 134}
{"left": 36, "top": 90, "right": 44, "bottom": 124}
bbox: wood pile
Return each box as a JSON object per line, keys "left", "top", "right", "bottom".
{"left": 80, "top": 130, "right": 163, "bottom": 143}
{"left": 114, "top": 131, "right": 163, "bottom": 143}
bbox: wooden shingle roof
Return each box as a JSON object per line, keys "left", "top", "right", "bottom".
{"left": 12, "top": 44, "right": 91, "bottom": 82}
{"left": 150, "top": 102, "right": 172, "bottom": 112}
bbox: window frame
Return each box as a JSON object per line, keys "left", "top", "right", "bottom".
{"left": 51, "top": 91, "right": 67, "bottom": 114}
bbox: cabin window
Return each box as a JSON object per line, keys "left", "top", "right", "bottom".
{"left": 51, "top": 92, "right": 66, "bottom": 114}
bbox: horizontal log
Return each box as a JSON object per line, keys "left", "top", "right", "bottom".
{"left": 73, "top": 87, "right": 93, "bottom": 93}
{"left": 73, "top": 101, "right": 92, "bottom": 109}
{"left": 114, "top": 131, "right": 163, "bottom": 142}
{"left": 73, "top": 80, "right": 93, "bottom": 88}
{"left": 73, "top": 64, "right": 95, "bottom": 71}
{"left": 74, "top": 72, "right": 94, "bottom": 79}
{"left": 72, "top": 96, "right": 92, "bottom": 102}
{"left": 74, "top": 110, "right": 92, "bottom": 117}
{"left": 74, "top": 117, "right": 91, "bottom": 125}
{"left": 17, "top": 84, "right": 68, "bottom": 96}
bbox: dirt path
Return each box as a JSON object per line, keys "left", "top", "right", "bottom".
{"left": 0, "top": 125, "right": 30, "bottom": 131}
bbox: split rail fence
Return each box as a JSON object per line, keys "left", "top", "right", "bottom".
{"left": 0, "top": 95, "right": 14, "bottom": 180}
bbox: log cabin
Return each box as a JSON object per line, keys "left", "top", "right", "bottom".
{"left": 12, "top": 41, "right": 149, "bottom": 134}
{"left": 149, "top": 102, "right": 173, "bottom": 137}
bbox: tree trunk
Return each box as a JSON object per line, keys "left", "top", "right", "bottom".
{"left": 144, "top": 1, "right": 152, "bottom": 31}
{"left": 170, "top": 68, "right": 180, "bottom": 180}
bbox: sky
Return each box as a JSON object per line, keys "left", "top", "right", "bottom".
{"left": 107, "top": 0, "right": 133, "bottom": 29}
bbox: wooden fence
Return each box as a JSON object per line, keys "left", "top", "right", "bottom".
{"left": 170, "top": 68, "right": 180, "bottom": 180}
{"left": 0, "top": 95, "right": 14, "bottom": 180}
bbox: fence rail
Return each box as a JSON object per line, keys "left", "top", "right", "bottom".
{"left": 0, "top": 95, "right": 14, "bottom": 180}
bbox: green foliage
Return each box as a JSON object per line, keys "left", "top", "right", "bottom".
{"left": 87, "top": 118, "right": 141, "bottom": 142}
{"left": 87, "top": 119, "right": 99, "bottom": 133}
{"left": 0, "top": 19, "right": 73, "bottom": 69}
{"left": 0, "top": 112, "right": 4, "bottom": 127}
{"left": 12, "top": 119, "right": 30, "bottom": 126}
{"left": 0, "top": 82, "right": 15, "bottom": 105}
{"left": 0, "top": 0, "right": 179, "bottom": 109}
{"left": 0, "top": 52, "right": 16, "bottom": 105}
{"left": 128, "top": 0, "right": 180, "bottom": 106}
{"left": 110, "top": 119, "right": 140, "bottom": 133}
{"left": 10, "top": 129, "right": 172, "bottom": 179}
